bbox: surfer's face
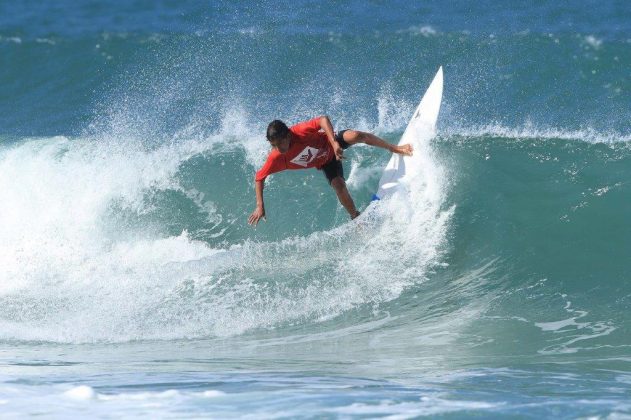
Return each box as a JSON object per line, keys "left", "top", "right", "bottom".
{"left": 270, "top": 134, "right": 291, "bottom": 153}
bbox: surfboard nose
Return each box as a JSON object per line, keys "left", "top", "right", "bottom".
{"left": 374, "top": 67, "right": 443, "bottom": 201}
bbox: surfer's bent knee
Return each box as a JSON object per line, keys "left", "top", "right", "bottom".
{"left": 330, "top": 176, "right": 346, "bottom": 191}
{"left": 342, "top": 130, "right": 365, "bottom": 145}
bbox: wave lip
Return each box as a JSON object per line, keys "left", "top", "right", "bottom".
{"left": 442, "top": 123, "right": 631, "bottom": 144}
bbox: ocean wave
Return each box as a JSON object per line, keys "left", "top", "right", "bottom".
{"left": 0, "top": 108, "right": 451, "bottom": 343}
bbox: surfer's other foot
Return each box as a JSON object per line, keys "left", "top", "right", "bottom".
{"left": 394, "top": 144, "right": 413, "bottom": 156}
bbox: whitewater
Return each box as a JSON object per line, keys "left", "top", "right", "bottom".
{"left": 1, "top": 1, "right": 630, "bottom": 418}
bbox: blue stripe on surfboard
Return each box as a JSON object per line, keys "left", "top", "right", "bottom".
{"left": 371, "top": 194, "right": 380, "bottom": 201}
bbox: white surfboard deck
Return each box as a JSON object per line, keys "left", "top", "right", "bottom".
{"left": 373, "top": 66, "right": 443, "bottom": 201}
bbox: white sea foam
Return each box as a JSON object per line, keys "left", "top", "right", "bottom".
{"left": 398, "top": 25, "right": 438, "bottom": 37}
{"left": 63, "top": 385, "right": 96, "bottom": 400}
{"left": 94, "top": 389, "right": 226, "bottom": 401}
{"left": 218, "top": 105, "right": 270, "bottom": 168}
{"left": 1, "top": 36, "right": 22, "bottom": 44}
{"left": 584, "top": 35, "right": 603, "bottom": 49}
{"left": 35, "top": 37, "right": 56, "bottom": 45}
{"left": 535, "top": 296, "right": 616, "bottom": 355}
{"left": 330, "top": 396, "right": 497, "bottom": 417}
{"left": 345, "top": 157, "right": 382, "bottom": 189}
{"left": 0, "top": 131, "right": 223, "bottom": 341}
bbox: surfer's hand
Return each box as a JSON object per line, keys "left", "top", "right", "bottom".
{"left": 333, "top": 143, "right": 345, "bottom": 160}
{"left": 392, "top": 144, "right": 413, "bottom": 156}
{"left": 248, "top": 206, "right": 266, "bottom": 226}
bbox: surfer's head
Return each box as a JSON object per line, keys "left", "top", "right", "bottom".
{"left": 266, "top": 120, "right": 291, "bottom": 153}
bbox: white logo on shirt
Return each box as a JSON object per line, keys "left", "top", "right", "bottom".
{"left": 290, "top": 146, "right": 320, "bottom": 167}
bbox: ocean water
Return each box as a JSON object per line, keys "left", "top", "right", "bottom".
{"left": 1, "top": 1, "right": 630, "bottom": 418}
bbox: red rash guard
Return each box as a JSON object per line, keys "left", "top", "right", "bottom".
{"left": 255, "top": 117, "right": 334, "bottom": 182}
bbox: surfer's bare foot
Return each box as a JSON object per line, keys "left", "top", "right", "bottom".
{"left": 393, "top": 144, "right": 413, "bottom": 156}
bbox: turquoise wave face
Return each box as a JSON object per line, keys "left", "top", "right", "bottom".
{"left": 433, "top": 134, "right": 631, "bottom": 357}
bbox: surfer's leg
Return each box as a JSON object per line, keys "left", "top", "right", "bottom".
{"left": 342, "top": 130, "right": 413, "bottom": 156}
{"left": 321, "top": 158, "right": 360, "bottom": 219}
{"left": 330, "top": 176, "right": 360, "bottom": 219}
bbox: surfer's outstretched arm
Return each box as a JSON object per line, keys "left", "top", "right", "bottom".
{"left": 248, "top": 180, "right": 266, "bottom": 226}
{"left": 341, "top": 130, "right": 413, "bottom": 156}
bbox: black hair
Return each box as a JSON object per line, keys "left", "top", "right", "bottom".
{"left": 266, "top": 120, "right": 290, "bottom": 142}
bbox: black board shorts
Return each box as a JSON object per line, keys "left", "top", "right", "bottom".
{"left": 321, "top": 130, "right": 350, "bottom": 184}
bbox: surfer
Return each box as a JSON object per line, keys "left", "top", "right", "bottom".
{"left": 248, "top": 116, "right": 413, "bottom": 225}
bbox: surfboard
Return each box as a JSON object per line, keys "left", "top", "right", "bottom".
{"left": 373, "top": 66, "right": 443, "bottom": 200}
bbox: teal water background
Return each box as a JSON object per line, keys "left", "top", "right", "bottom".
{"left": 1, "top": 1, "right": 630, "bottom": 417}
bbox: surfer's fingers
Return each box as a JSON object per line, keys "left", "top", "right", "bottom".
{"left": 249, "top": 214, "right": 265, "bottom": 226}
